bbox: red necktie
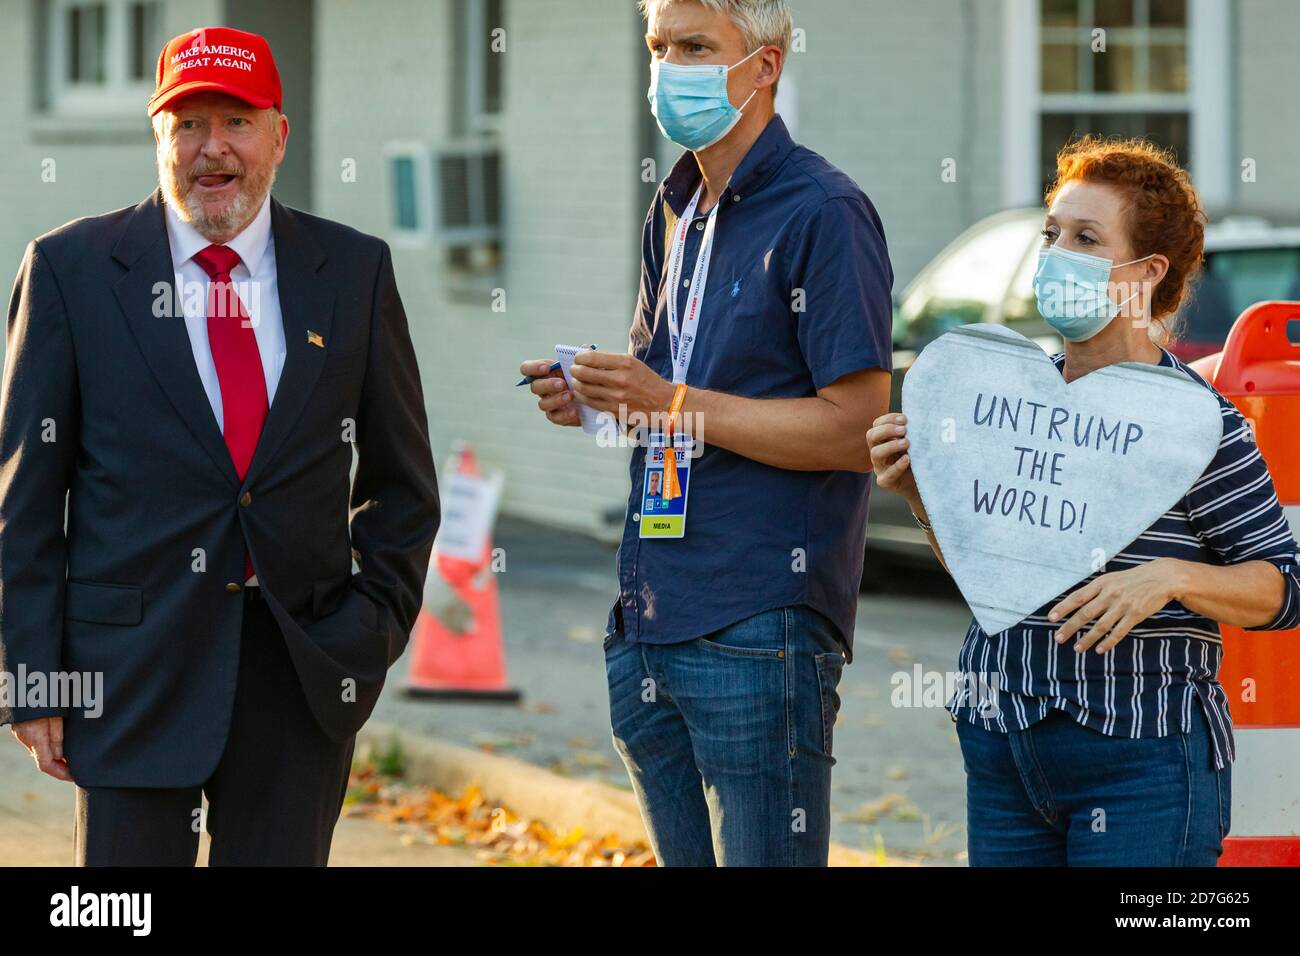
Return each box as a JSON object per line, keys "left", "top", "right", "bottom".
{"left": 193, "top": 244, "right": 268, "bottom": 581}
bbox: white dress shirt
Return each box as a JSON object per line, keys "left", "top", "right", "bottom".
{"left": 163, "top": 194, "right": 287, "bottom": 433}
{"left": 164, "top": 195, "right": 286, "bottom": 585}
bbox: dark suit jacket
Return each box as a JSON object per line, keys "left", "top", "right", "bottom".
{"left": 0, "top": 190, "right": 440, "bottom": 787}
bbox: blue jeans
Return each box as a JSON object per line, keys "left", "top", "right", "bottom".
{"left": 956, "top": 703, "right": 1230, "bottom": 866}
{"left": 604, "top": 606, "right": 846, "bottom": 866}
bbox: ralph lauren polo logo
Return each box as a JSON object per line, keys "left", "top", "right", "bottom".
{"left": 731, "top": 279, "right": 743, "bottom": 298}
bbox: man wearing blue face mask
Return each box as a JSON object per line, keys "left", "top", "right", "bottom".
{"left": 520, "top": 0, "right": 894, "bottom": 866}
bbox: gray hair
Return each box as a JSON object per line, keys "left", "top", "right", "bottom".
{"left": 639, "top": 0, "right": 793, "bottom": 92}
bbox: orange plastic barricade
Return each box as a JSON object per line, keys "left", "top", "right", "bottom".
{"left": 405, "top": 445, "right": 521, "bottom": 703}
{"left": 1194, "top": 302, "right": 1300, "bottom": 866}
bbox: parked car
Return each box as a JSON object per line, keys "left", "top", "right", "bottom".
{"left": 865, "top": 209, "right": 1300, "bottom": 581}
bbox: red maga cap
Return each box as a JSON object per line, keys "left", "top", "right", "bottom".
{"left": 147, "top": 27, "right": 281, "bottom": 116}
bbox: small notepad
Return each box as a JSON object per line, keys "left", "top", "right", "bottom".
{"left": 556, "top": 344, "right": 617, "bottom": 438}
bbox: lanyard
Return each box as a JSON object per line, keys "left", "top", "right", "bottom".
{"left": 663, "top": 184, "right": 721, "bottom": 385}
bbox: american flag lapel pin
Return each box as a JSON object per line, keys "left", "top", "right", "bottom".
{"left": 307, "top": 330, "right": 325, "bottom": 348}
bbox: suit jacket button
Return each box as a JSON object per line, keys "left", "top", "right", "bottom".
{"left": 225, "top": 582, "right": 242, "bottom": 593}
{"left": 239, "top": 492, "right": 252, "bottom": 507}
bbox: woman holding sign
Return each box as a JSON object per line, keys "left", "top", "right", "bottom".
{"left": 867, "top": 137, "right": 1300, "bottom": 866}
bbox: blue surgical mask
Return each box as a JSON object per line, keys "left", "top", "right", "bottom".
{"left": 647, "top": 48, "right": 763, "bottom": 152}
{"left": 1032, "top": 245, "right": 1153, "bottom": 342}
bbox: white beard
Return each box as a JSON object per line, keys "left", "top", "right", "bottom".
{"left": 158, "top": 160, "right": 276, "bottom": 242}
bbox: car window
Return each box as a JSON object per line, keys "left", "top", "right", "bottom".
{"left": 1179, "top": 246, "right": 1300, "bottom": 344}
{"left": 899, "top": 217, "right": 1041, "bottom": 347}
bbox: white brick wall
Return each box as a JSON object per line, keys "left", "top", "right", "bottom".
{"left": 789, "top": 0, "right": 1005, "bottom": 287}
{"left": 313, "top": 0, "right": 645, "bottom": 540}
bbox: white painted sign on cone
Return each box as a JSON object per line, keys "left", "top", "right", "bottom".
{"left": 434, "top": 467, "right": 504, "bottom": 565}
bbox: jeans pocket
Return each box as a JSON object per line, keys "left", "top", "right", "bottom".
{"left": 814, "top": 651, "right": 846, "bottom": 757}
{"left": 696, "top": 639, "right": 785, "bottom": 660}
{"left": 696, "top": 609, "right": 787, "bottom": 659}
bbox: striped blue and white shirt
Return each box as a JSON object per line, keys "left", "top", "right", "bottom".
{"left": 949, "top": 348, "right": 1300, "bottom": 769}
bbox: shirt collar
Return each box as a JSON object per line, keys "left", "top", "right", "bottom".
{"left": 1053, "top": 345, "right": 1179, "bottom": 374}
{"left": 163, "top": 192, "right": 274, "bottom": 275}
{"left": 662, "top": 114, "right": 797, "bottom": 217}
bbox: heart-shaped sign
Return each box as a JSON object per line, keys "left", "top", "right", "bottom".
{"left": 901, "top": 324, "right": 1223, "bottom": 636}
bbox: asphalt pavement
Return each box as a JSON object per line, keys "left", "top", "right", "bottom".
{"left": 375, "top": 515, "right": 975, "bottom": 864}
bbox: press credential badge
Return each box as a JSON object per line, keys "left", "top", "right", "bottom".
{"left": 640, "top": 433, "right": 691, "bottom": 539}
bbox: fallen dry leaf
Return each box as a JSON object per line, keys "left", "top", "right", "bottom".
{"left": 346, "top": 761, "right": 655, "bottom": 867}
{"left": 841, "top": 792, "right": 922, "bottom": 825}
{"left": 886, "top": 646, "right": 914, "bottom": 666}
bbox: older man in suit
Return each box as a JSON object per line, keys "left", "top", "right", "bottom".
{"left": 0, "top": 27, "right": 439, "bottom": 865}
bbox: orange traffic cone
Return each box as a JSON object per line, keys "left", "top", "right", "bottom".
{"left": 1194, "top": 302, "right": 1300, "bottom": 867}
{"left": 405, "top": 445, "right": 521, "bottom": 703}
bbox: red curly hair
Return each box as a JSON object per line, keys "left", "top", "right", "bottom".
{"left": 1044, "top": 136, "right": 1207, "bottom": 339}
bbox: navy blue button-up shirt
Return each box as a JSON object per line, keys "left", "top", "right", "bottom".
{"left": 608, "top": 115, "right": 894, "bottom": 655}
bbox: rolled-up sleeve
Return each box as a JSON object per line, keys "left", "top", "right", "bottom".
{"left": 786, "top": 195, "right": 894, "bottom": 389}
{"left": 628, "top": 198, "right": 661, "bottom": 358}
{"left": 1184, "top": 402, "right": 1300, "bottom": 631}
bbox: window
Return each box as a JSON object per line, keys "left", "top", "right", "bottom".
{"left": 452, "top": 0, "right": 505, "bottom": 136}
{"left": 46, "top": 0, "right": 162, "bottom": 115}
{"left": 1003, "top": 0, "right": 1230, "bottom": 210}
{"left": 1037, "top": 0, "right": 1190, "bottom": 193}
{"left": 1182, "top": 246, "right": 1300, "bottom": 346}
{"left": 428, "top": 0, "right": 505, "bottom": 282}
{"left": 384, "top": 143, "right": 434, "bottom": 244}
{"left": 393, "top": 158, "right": 421, "bottom": 232}
{"left": 1041, "top": 0, "right": 1188, "bottom": 94}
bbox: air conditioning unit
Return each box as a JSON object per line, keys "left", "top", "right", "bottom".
{"left": 434, "top": 144, "right": 501, "bottom": 260}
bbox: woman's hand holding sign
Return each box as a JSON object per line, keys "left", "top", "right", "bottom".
{"left": 1050, "top": 556, "right": 1288, "bottom": 654}
{"left": 1048, "top": 560, "right": 1181, "bottom": 654}
{"left": 867, "top": 412, "right": 950, "bottom": 572}
{"left": 868, "top": 413, "right": 923, "bottom": 514}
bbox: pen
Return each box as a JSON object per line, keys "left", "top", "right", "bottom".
{"left": 514, "top": 345, "right": 598, "bottom": 386}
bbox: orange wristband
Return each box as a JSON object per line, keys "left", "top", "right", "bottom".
{"left": 662, "top": 384, "right": 688, "bottom": 501}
